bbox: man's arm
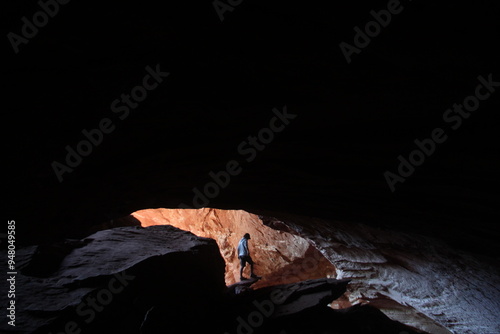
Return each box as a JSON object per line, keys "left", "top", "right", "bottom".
{"left": 244, "top": 239, "right": 249, "bottom": 256}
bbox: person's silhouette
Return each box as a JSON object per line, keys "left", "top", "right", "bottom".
{"left": 237, "top": 233, "right": 261, "bottom": 280}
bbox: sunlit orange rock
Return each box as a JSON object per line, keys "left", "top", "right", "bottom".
{"left": 132, "top": 208, "right": 336, "bottom": 288}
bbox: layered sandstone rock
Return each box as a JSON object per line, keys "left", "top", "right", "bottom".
{"left": 82, "top": 208, "right": 500, "bottom": 333}
{"left": 10, "top": 207, "right": 498, "bottom": 333}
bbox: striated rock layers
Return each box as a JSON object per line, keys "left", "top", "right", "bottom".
{"left": 264, "top": 213, "right": 500, "bottom": 334}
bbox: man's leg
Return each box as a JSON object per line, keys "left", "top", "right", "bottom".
{"left": 248, "top": 256, "right": 260, "bottom": 278}
{"left": 240, "top": 263, "right": 245, "bottom": 278}
{"left": 240, "top": 256, "right": 247, "bottom": 280}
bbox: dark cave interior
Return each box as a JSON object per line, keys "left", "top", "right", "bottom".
{"left": 3, "top": 0, "right": 500, "bottom": 333}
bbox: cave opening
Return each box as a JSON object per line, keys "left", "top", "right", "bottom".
{"left": 130, "top": 208, "right": 337, "bottom": 289}
{"left": 109, "top": 208, "right": 464, "bottom": 334}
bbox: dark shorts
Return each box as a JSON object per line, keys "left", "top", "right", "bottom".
{"left": 239, "top": 255, "right": 254, "bottom": 266}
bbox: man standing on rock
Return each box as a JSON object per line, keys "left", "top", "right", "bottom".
{"left": 238, "top": 233, "right": 261, "bottom": 281}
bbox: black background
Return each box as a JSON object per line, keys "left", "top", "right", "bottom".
{"left": 3, "top": 0, "right": 500, "bottom": 255}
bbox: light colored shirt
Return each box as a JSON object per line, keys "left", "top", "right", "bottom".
{"left": 238, "top": 237, "right": 249, "bottom": 257}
